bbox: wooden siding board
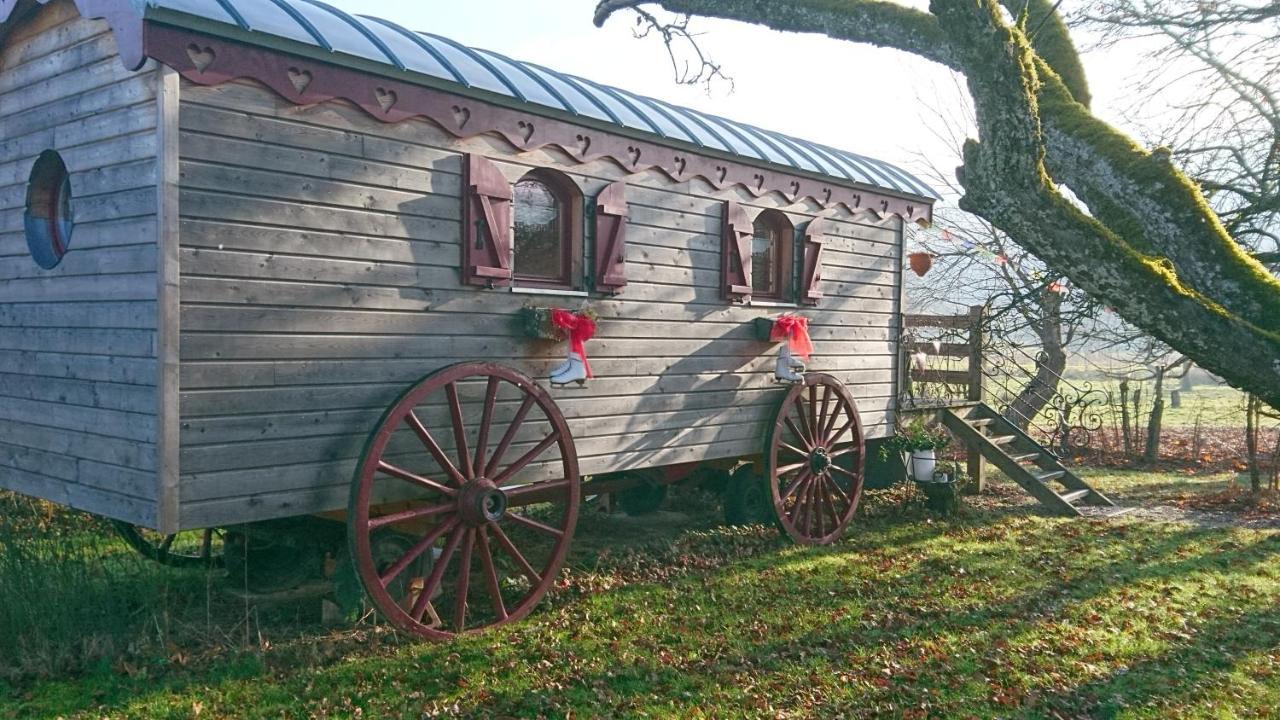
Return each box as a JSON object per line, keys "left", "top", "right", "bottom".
{"left": 0, "top": 6, "right": 160, "bottom": 526}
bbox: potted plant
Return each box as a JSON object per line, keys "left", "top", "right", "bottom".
{"left": 880, "top": 418, "right": 951, "bottom": 482}
{"left": 916, "top": 460, "right": 966, "bottom": 515}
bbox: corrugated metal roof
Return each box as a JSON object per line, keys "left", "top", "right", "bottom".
{"left": 144, "top": 0, "right": 939, "bottom": 200}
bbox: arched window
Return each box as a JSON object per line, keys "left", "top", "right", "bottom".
{"left": 24, "top": 150, "right": 74, "bottom": 270}
{"left": 751, "top": 209, "right": 793, "bottom": 300}
{"left": 512, "top": 169, "right": 582, "bottom": 289}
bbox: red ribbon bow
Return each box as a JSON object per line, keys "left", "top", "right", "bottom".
{"left": 770, "top": 314, "right": 814, "bottom": 361}
{"left": 551, "top": 309, "right": 597, "bottom": 379}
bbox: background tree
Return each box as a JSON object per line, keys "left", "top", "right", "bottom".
{"left": 1075, "top": 0, "right": 1280, "bottom": 259}
{"left": 593, "top": 0, "right": 1280, "bottom": 409}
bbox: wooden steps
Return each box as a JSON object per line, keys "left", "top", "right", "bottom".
{"left": 940, "top": 403, "right": 1115, "bottom": 517}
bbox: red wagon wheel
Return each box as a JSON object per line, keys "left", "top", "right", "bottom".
{"left": 766, "top": 373, "right": 866, "bottom": 545}
{"left": 349, "top": 362, "right": 579, "bottom": 640}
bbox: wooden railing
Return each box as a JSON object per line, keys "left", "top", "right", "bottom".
{"left": 899, "top": 305, "right": 987, "bottom": 490}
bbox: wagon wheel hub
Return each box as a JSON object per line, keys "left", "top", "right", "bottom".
{"left": 458, "top": 479, "right": 508, "bottom": 526}
{"left": 809, "top": 447, "right": 832, "bottom": 475}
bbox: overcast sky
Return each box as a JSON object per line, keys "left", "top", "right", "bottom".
{"left": 317, "top": 0, "right": 1147, "bottom": 203}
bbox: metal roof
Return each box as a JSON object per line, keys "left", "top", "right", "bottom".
{"left": 144, "top": 0, "right": 939, "bottom": 200}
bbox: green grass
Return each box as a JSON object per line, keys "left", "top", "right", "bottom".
{"left": 3, "top": 486, "right": 1279, "bottom": 719}
{"left": 1080, "top": 468, "right": 1249, "bottom": 505}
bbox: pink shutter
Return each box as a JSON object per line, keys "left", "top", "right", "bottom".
{"left": 722, "top": 200, "right": 752, "bottom": 302}
{"left": 800, "top": 217, "right": 827, "bottom": 305}
{"left": 461, "top": 154, "right": 512, "bottom": 287}
{"left": 594, "top": 180, "right": 628, "bottom": 293}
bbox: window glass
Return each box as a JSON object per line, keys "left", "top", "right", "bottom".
{"left": 752, "top": 216, "right": 781, "bottom": 297}
{"left": 24, "top": 151, "right": 74, "bottom": 270}
{"left": 514, "top": 178, "right": 564, "bottom": 281}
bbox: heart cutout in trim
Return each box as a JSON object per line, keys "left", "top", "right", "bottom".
{"left": 287, "top": 67, "right": 312, "bottom": 94}
{"left": 375, "top": 87, "right": 398, "bottom": 112}
{"left": 518, "top": 120, "right": 535, "bottom": 143}
{"left": 186, "top": 44, "right": 215, "bottom": 72}
{"left": 451, "top": 105, "right": 471, "bottom": 129}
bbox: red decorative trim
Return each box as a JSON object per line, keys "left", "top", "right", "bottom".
{"left": 142, "top": 24, "right": 933, "bottom": 224}
{"left": 1, "top": 0, "right": 145, "bottom": 69}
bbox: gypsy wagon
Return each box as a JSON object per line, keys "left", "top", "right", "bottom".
{"left": 0, "top": 0, "right": 936, "bottom": 638}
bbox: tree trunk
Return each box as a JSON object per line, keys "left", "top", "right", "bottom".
{"left": 1003, "top": 298, "right": 1068, "bottom": 433}
{"left": 1246, "top": 394, "right": 1262, "bottom": 492}
{"left": 1144, "top": 367, "right": 1164, "bottom": 463}
{"left": 1120, "top": 380, "right": 1132, "bottom": 456}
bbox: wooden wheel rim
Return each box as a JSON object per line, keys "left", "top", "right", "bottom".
{"left": 767, "top": 373, "right": 866, "bottom": 545}
{"left": 349, "top": 362, "right": 580, "bottom": 640}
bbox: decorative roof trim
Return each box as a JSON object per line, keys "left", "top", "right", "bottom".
{"left": 144, "top": 24, "right": 933, "bottom": 224}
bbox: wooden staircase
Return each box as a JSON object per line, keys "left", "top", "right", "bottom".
{"left": 939, "top": 403, "right": 1114, "bottom": 516}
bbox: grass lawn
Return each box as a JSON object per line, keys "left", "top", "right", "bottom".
{"left": 3, "top": 483, "right": 1279, "bottom": 719}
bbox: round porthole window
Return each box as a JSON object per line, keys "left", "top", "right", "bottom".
{"left": 24, "top": 150, "right": 74, "bottom": 269}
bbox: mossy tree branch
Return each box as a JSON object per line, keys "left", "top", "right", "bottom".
{"left": 594, "top": 0, "right": 1280, "bottom": 408}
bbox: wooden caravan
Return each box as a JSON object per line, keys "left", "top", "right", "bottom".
{"left": 0, "top": 0, "right": 936, "bottom": 638}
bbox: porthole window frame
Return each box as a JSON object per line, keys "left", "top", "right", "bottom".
{"left": 24, "top": 150, "right": 75, "bottom": 270}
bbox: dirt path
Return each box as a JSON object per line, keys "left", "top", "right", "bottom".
{"left": 1078, "top": 503, "right": 1280, "bottom": 530}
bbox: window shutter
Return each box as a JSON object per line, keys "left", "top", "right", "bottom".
{"left": 722, "top": 200, "right": 752, "bottom": 302}
{"left": 800, "top": 217, "right": 827, "bottom": 305}
{"left": 593, "top": 180, "right": 628, "bottom": 293}
{"left": 461, "top": 154, "right": 513, "bottom": 287}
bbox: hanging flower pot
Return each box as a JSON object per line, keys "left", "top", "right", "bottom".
{"left": 908, "top": 251, "right": 933, "bottom": 277}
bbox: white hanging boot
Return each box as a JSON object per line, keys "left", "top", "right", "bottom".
{"left": 550, "top": 351, "right": 588, "bottom": 387}
{"left": 774, "top": 344, "right": 806, "bottom": 384}
{"left": 548, "top": 347, "right": 576, "bottom": 377}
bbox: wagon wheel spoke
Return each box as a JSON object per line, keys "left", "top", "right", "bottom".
{"left": 808, "top": 385, "right": 819, "bottom": 444}
{"left": 484, "top": 395, "right": 535, "bottom": 478}
{"left": 377, "top": 461, "right": 457, "bottom": 497}
{"left": 503, "top": 479, "right": 573, "bottom": 507}
{"left": 380, "top": 518, "right": 459, "bottom": 587}
{"left": 452, "top": 529, "right": 476, "bottom": 633}
{"left": 793, "top": 396, "right": 815, "bottom": 448}
{"left": 406, "top": 411, "right": 466, "bottom": 487}
{"left": 827, "top": 416, "right": 857, "bottom": 449}
{"left": 368, "top": 501, "right": 455, "bottom": 531}
{"left": 473, "top": 377, "right": 500, "bottom": 478}
{"left": 821, "top": 398, "right": 845, "bottom": 442}
{"left": 783, "top": 416, "right": 812, "bottom": 451}
{"left": 506, "top": 512, "right": 565, "bottom": 538}
{"left": 818, "top": 475, "right": 844, "bottom": 527}
{"left": 476, "top": 528, "right": 508, "bottom": 622}
{"left": 780, "top": 469, "right": 812, "bottom": 503}
{"left": 817, "top": 386, "right": 832, "bottom": 441}
{"left": 445, "top": 382, "right": 473, "bottom": 479}
{"left": 825, "top": 469, "right": 854, "bottom": 503}
{"left": 487, "top": 521, "right": 542, "bottom": 587}
{"left": 813, "top": 479, "right": 826, "bottom": 538}
{"left": 492, "top": 432, "right": 560, "bottom": 487}
{"left": 776, "top": 460, "right": 808, "bottom": 475}
{"left": 410, "top": 525, "right": 466, "bottom": 623}
{"left": 779, "top": 441, "right": 809, "bottom": 459}
{"left": 828, "top": 445, "right": 859, "bottom": 459}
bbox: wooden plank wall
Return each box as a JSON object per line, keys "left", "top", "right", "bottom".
{"left": 176, "top": 78, "right": 906, "bottom": 529}
{"left": 0, "top": 1, "right": 159, "bottom": 525}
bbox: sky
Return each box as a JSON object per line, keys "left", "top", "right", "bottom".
{"left": 315, "top": 0, "right": 1146, "bottom": 204}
